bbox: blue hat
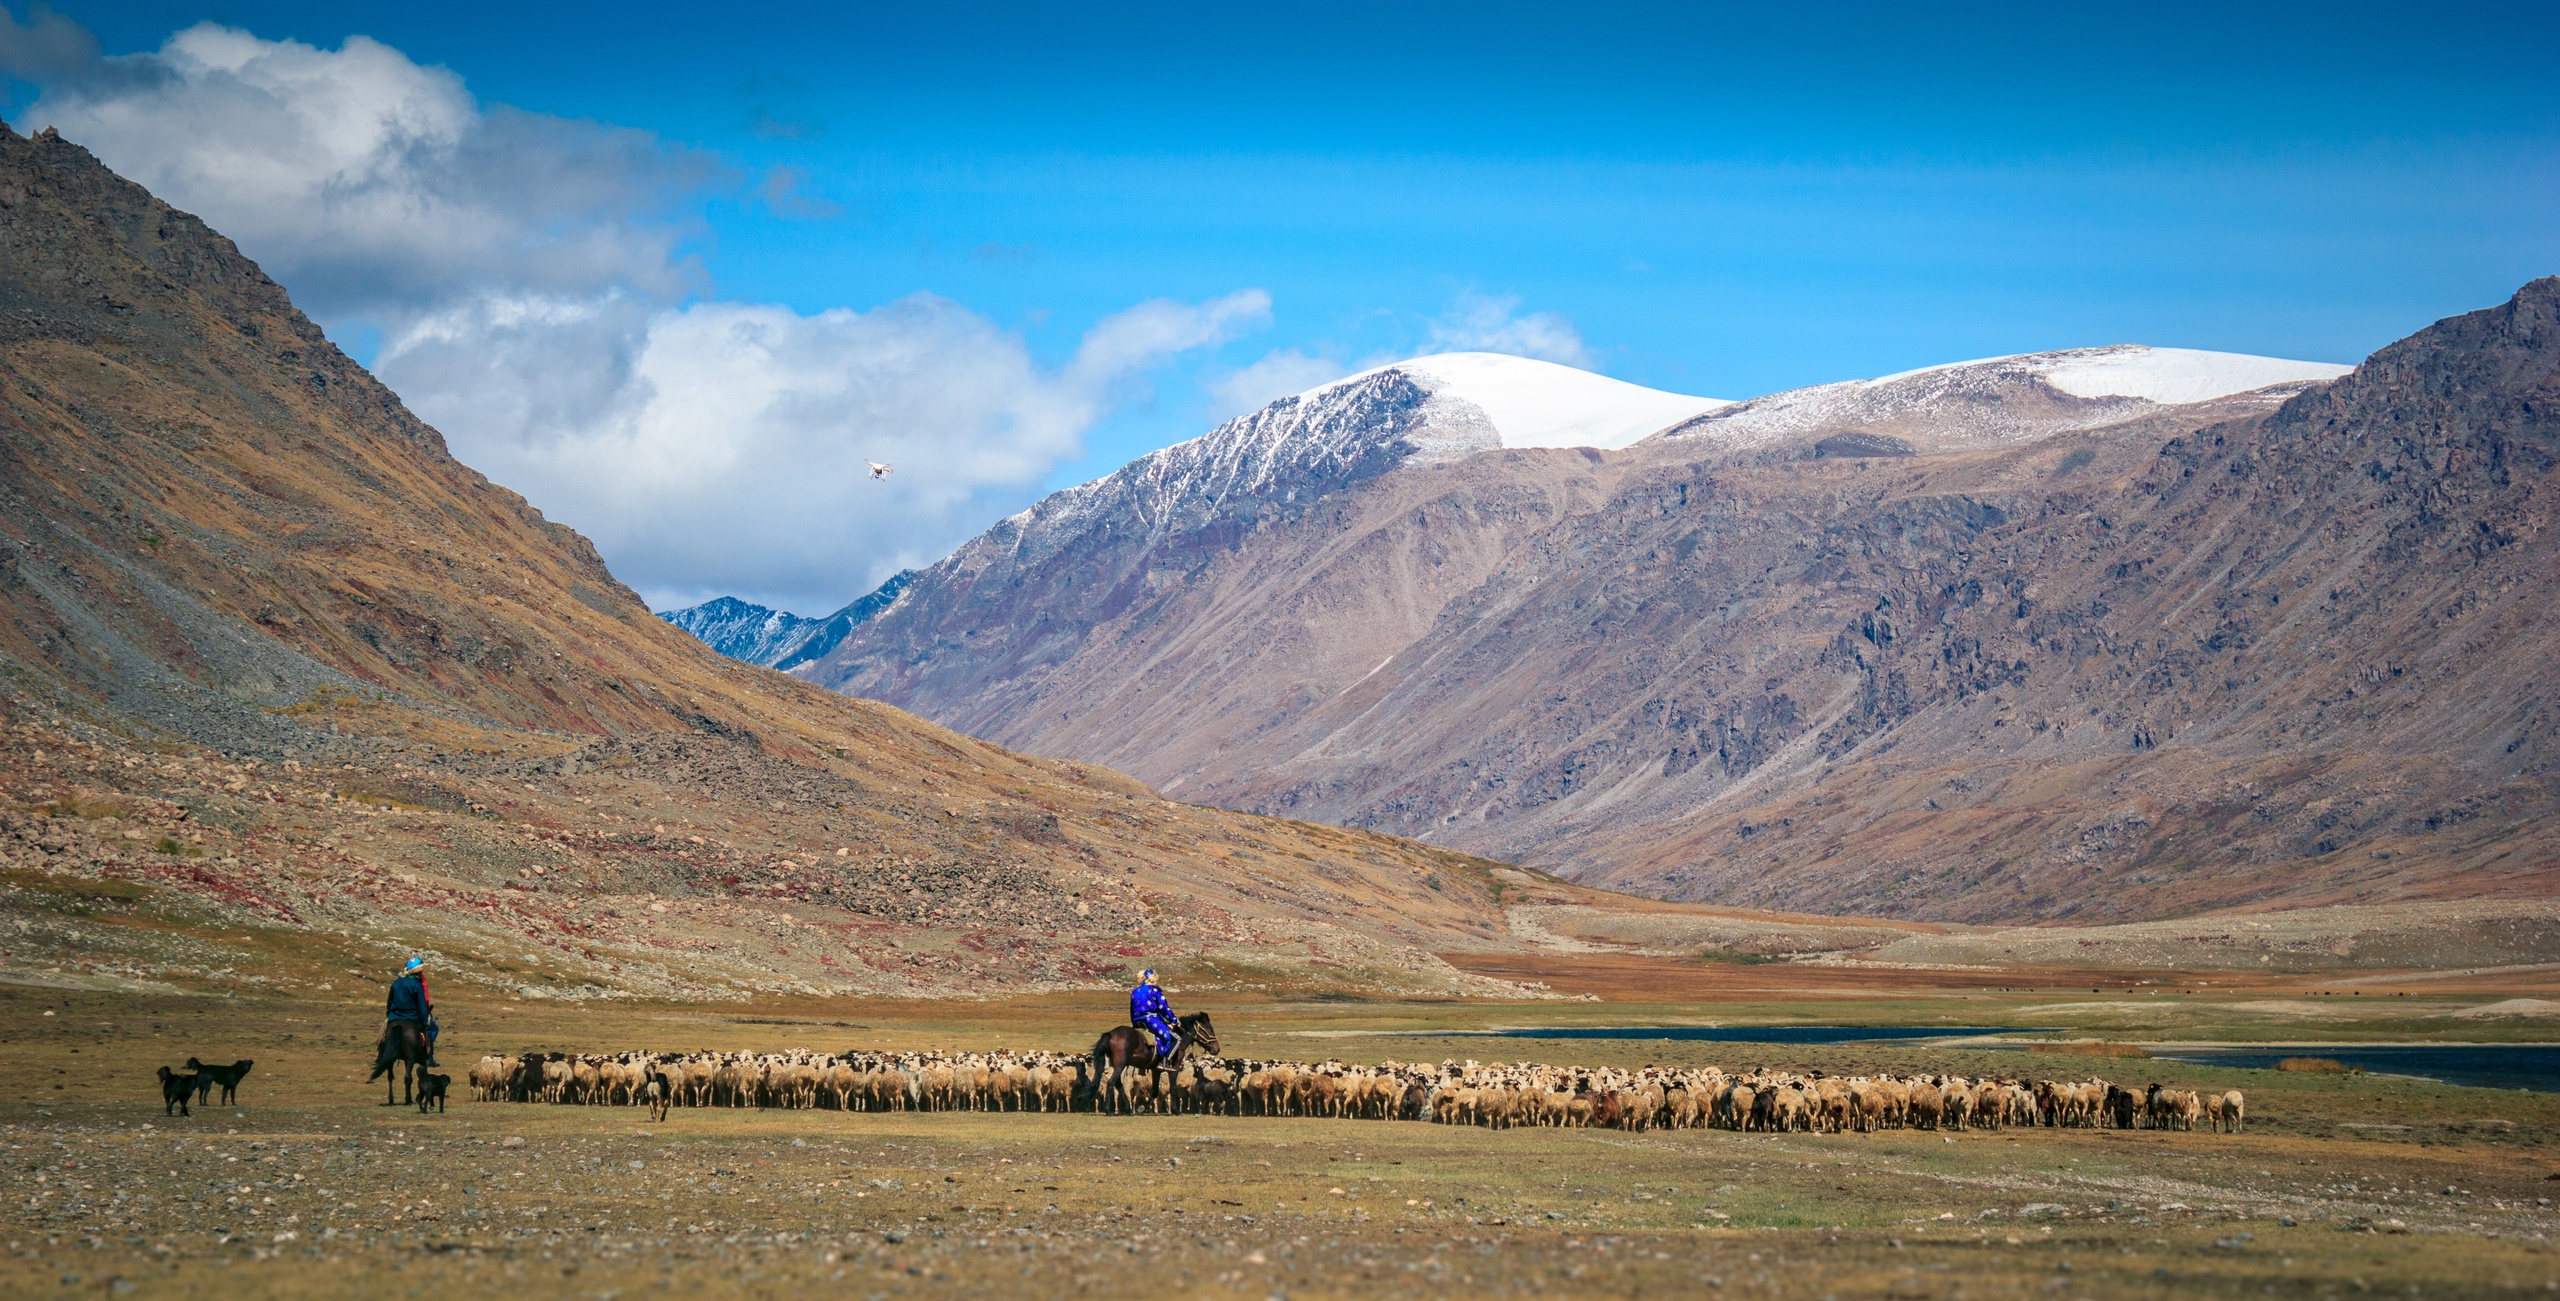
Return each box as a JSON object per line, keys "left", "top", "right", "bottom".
{"left": 1140, "top": 968, "right": 1156, "bottom": 981}
{"left": 404, "top": 956, "right": 426, "bottom": 972}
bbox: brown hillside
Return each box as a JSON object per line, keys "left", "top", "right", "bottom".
{"left": 1560, "top": 282, "right": 2560, "bottom": 918}
{"left": 0, "top": 120, "right": 1574, "bottom": 999}
{"left": 1, "top": 119, "right": 916, "bottom": 751}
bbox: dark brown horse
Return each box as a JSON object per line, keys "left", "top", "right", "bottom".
{"left": 370, "top": 1021, "right": 430, "bottom": 1107}
{"left": 1089, "top": 1011, "right": 1218, "bottom": 1115}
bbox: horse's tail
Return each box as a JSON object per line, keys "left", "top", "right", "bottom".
{"left": 369, "top": 1024, "right": 416, "bottom": 1080}
{"left": 1080, "top": 1033, "right": 1119, "bottom": 1112}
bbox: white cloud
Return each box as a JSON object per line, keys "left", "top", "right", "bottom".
{"left": 1068, "top": 290, "right": 1270, "bottom": 386}
{"left": 24, "top": 22, "right": 719, "bottom": 319}
{"left": 757, "top": 164, "right": 841, "bottom": 220}
{"left": 1427, "top": 291, "right": 1594, "bottom": 369}
{"left": 0, "top": 4, "right": 97, "bottom": 80}
{"left": 1205, "top": 347, "right": 1355, "bottom": 418}
{"left": 14, "top": 18, "right": 1273, "bottom": 615}
{"left": 380, "top": 290, "right": 1269, "bottom": 614}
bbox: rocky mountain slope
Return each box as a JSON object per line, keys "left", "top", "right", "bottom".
{"left": 794, "top": 355, "right": 1719, "bottom": 737}
{"left": 705, "top": 355, "right": 1719, "bottom": 683}
{"left": 807, "top": 303, "right": 2560, "bottom": 923}
{"left": 0, "top": 120, "right": 1592, "bottom": 1000}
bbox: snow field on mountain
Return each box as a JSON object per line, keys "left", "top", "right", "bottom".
{"left": 2031, "top": 345, "right": 2352, "bottom": 404}
{"left": 1665, "top": 343, "right": 2353, "bottom": 451}
{"left": 1866, "top": 344, "right": 2351, "bottom": 406}
{"left": 1323, "top": 352, "right": 1729, "bottom": 450}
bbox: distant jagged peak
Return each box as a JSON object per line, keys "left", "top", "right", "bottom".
{"left": 658, "top": 597, "right": 824, "bottom": 667}
{"left": 1658, "top": 343, "right": 2353, "bottom": 452}
{"left": 662, "top": 572, "right": 915, "bottom": 671}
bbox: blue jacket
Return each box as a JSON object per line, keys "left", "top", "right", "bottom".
{"left": 386, "top": 973, "right": 430, "bottom": 1023}
{"left": 1130, "top": 982, "right": 1171, "bottom": 1025}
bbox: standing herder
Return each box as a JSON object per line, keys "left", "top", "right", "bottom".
{"left": 386, "top": 955, "right": 440, "bottom": 1066}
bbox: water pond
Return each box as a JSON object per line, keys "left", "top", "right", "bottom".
{"left": 1455, "top": 1025, "right": 2049, "bottom": 1045}
{"left": 1414, "top": 1029, "right": 2560, "bottom": 1092}
{"left": 2144, "top": 1044, "right": 2560, "bottom": 1093}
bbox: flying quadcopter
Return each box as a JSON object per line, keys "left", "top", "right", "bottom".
{"left": 866, "top": 460, "right": 893, "bottom": 480}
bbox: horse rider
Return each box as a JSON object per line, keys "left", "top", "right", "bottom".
{"left": 1130, "top": 968, "right": 1179, "bottom": 1064}
{"left": 386, "top": 955, "right": 440, "bottom": 1066}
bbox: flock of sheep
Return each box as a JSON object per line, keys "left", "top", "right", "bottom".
{"left": 469, "top": 1049, "right": 2245, "bottom": 1134}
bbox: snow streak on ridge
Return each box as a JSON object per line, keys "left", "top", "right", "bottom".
{"left": 1662, "top": 344, "right": 2351, "bottom": 451}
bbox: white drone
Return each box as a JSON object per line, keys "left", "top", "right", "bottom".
{"left": 866, "top": 460, "right": 893, "bottom": 480}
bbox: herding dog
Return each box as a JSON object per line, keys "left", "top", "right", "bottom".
{"left": 186, "top": 1058, "right": 254, "bottom": 1108}
{"left": 157, "top": 1065, "right": 198, "bottom": 1117}
{"left": 415, "top": 1072, "right": 450, "bottom": 1114}
{"left": 643, "top": 1070, "right": 674, "bottom": 1122}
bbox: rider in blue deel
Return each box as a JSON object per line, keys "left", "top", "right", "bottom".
{"left": 1130, "top": 968, "right": 1177, "bottom": 1061}
{"left": 386, "top": 955, "right": 440, "bottom": 1066}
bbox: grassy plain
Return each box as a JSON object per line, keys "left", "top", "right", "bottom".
{"left": 4, "top": 967, "right": 2559, "bottom": 1300}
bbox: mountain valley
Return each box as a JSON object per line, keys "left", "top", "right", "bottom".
{"left": 1, "top": 113, "right": 2551, "bottom": 1011}
{"left": 789, "top": 303, "right": 2559, "bottom": 924}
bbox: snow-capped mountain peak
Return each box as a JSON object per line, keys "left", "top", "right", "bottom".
{"left": 1311, "top": 352, "right": 1729, "bottom": 451}
{"left": 1874, "top": 344, "right": 2352, "bottom": 406}
{"left": 958, "top": 354, "right": 1723, "bottom": 573}
{"left": 1661, "top": 343, "right": 2351, "bottom": 451}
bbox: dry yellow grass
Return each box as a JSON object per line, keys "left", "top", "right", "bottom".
{"left": 6, "top": 982, "right": 2559, "bottom": 1299}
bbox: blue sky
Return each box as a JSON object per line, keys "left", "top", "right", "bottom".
{"left": 4, "top": 2, "right": 2554, "bottom": 613}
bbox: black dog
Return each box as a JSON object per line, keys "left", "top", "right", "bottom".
{"left": 185, "top": 1058, "right": 254, "bottom": 1107}
{"left": 415, "top": 1072, "right": 450, "bottom": 1114}
{"left": 157, "top": 1066, "right": 198, "bottom": 1117}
